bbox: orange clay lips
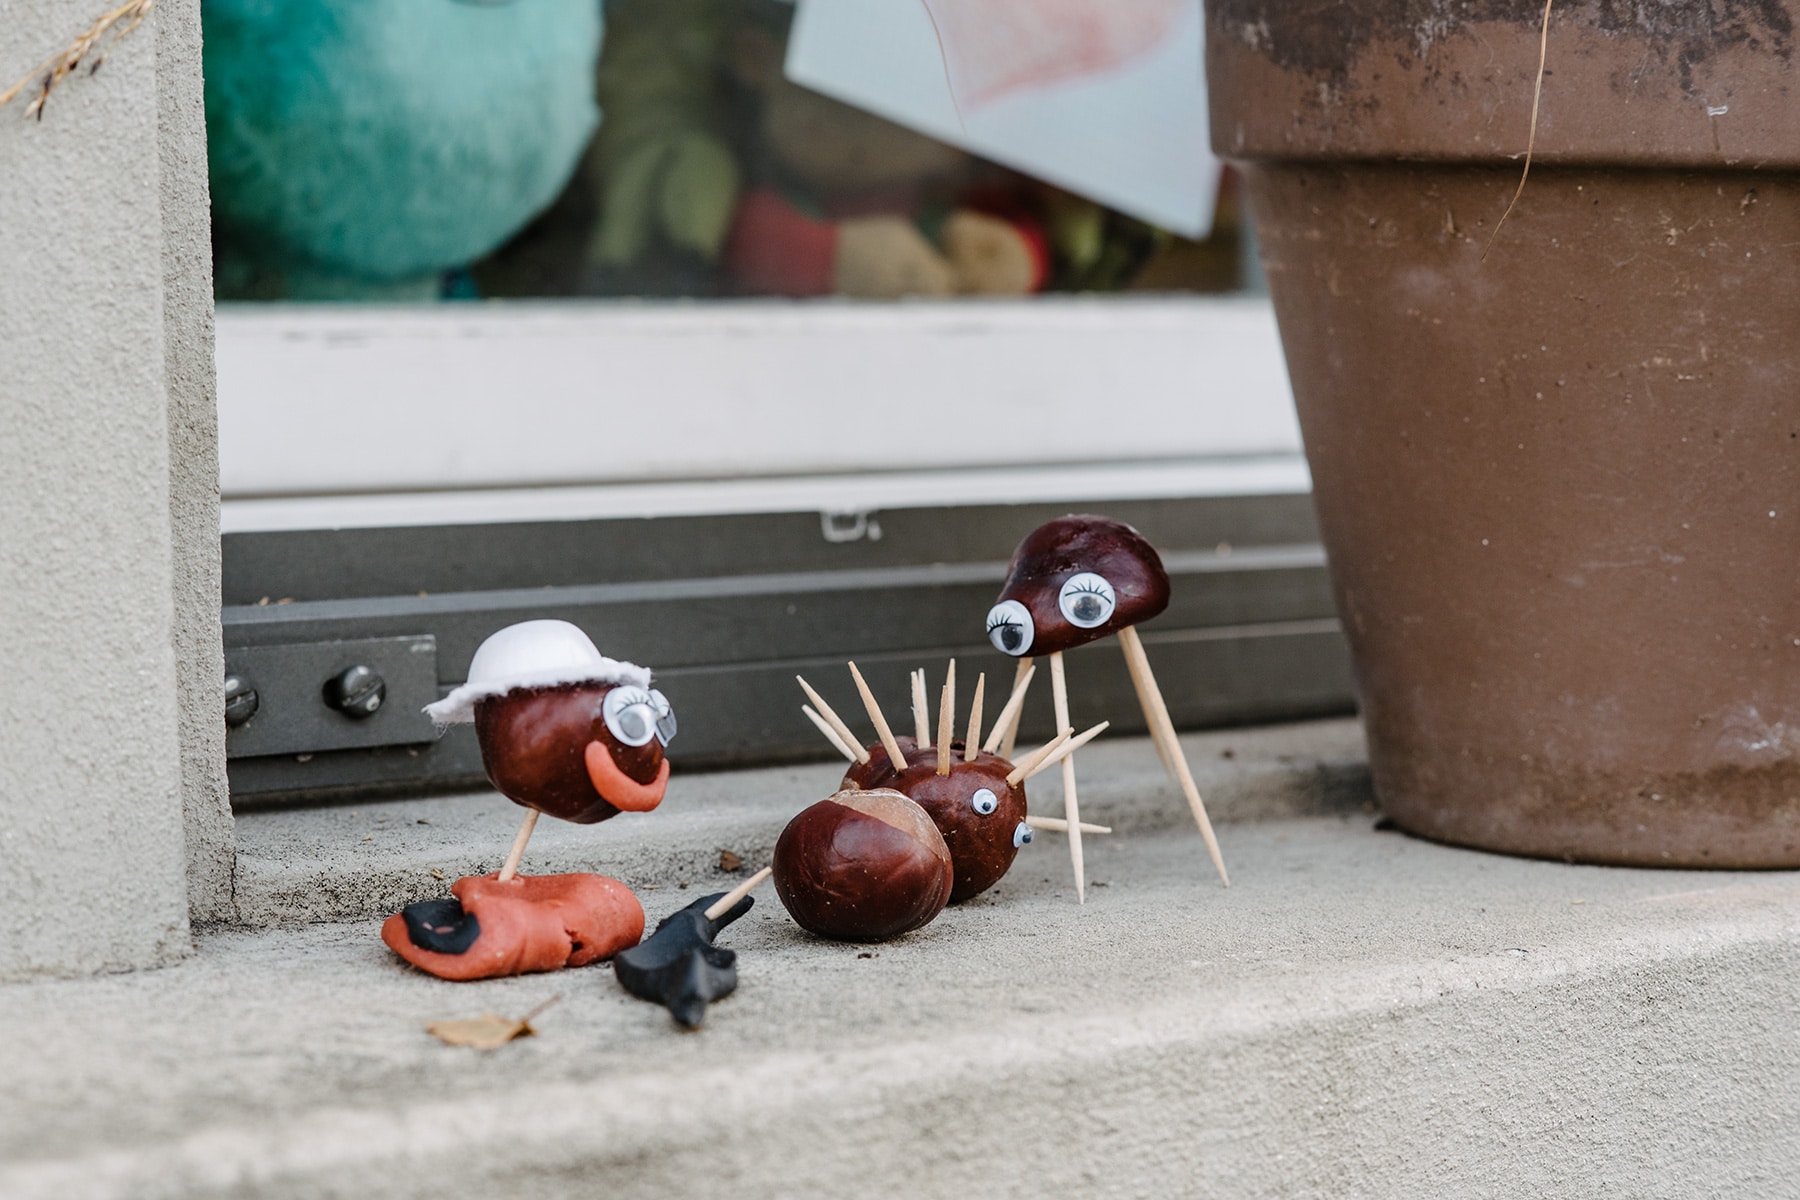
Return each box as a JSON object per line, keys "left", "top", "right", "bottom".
{"left": 585, "top": 739, "right": 670, "bottom": 812}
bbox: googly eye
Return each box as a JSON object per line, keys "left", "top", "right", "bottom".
{"left": 1057, "top": 572, "right": 1116, "bottom": 628}
{"left": 602, "top": 686, "right": 659, "bottom": 747}
{"left": 1013, "top": 822, "right": 1034, "bottom": 848}
{"left": 971, "top": 787, "right": 999, "bottom": 816}
{"left": 985, "top": 599, "right": 1034, "bottom": 656}
{"left": 649, "top": 688, "right": 677, "bottom": 745}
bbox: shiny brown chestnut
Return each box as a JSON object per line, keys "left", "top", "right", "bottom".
{"left": 843, "top": 738, "right": 1029, "bottom": 904}
{"left": 985, "top": 514, "right": 1171, "bottom": 658}
{"left": 475, "top": 682, "right": 669, "bottom": 824}
{"left": 773, "top": 789, "right": 953, "bottom": 942}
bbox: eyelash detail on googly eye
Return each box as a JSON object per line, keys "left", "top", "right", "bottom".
{"left": 603, "top": 686, "right": 659, "bottom": 747}
{"left": 1057, "top": 572, "right": 1116, "bottom": 628}
{"left": 985, "top": 599, "right": 1035, "bottom": 656}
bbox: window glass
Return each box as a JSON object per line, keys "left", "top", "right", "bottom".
{"left": 205, "top": 0, "right": 1248, "bottom": 303}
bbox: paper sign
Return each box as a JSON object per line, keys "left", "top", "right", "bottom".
{"left": 784, "top": 0, "right": 1220, "bottom": 237}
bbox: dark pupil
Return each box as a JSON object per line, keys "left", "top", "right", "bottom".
{"left": 619, "top": 707, "right": 649, "bottom": 740}
{"left": 999, "top": 625, "right": 1023, "bottom": 651}
{"left": 1072, "top": 594, "right": 1105, "bottom": 622}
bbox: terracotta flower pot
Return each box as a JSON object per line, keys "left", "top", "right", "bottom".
{"left": 1207, "top": 1, "right": 1799, "bottom": 866}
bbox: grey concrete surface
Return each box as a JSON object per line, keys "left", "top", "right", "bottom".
{"left": 2, "top": 805, "right": 1794, "bottom": 1199}
{"left": 232, "top": 721, "right": 1372, "bottom": 926}
{"left": 157, "top": 0, "right": 235, "bottom": 925}
{"left": 0, "top": 0, "right": 205, "bottom": 977}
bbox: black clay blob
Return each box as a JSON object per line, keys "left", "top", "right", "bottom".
{"left": 614, "top": 893, "right": 754, "bottom": 1028}
{"left": 400, "top": 897, "right": 482, "bottom": 955}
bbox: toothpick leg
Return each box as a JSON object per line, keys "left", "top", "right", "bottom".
{"left": 911, "top": 669, "right": 932, "bottom": 747}
{"left": 998, "top": 658, "right": 1033, "bottom": 758}
{"left": 497, "top": 808, "right": 540, "bottom": 883}
{"left": 1118, "top": 625, "right": 1229, "bottom": 887}
{"left": 1048, "top": 651, "right": 1085, "bottom": 904}
{"left": 1123, "top": 646, "right": 1177, "bottom": 784}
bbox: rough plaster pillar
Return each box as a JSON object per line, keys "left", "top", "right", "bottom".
{"left": 0, "top": 0, "right": 230, "bottom": 978}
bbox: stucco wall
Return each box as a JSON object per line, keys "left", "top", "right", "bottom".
{"left": 157, "top": 0, "right": 235, "bottom": 924}
{"left": 0, "top": 0, "right": 225, "bottom": 976}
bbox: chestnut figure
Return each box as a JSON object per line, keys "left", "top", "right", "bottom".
{"left": 385, "top": 619, "right": 677, "bottom": 982}
{"left": 844, "top": 739, "right": 1029, "bottom": 904}
{"left": 773, "top": 790, "right": 953, "bottom": 942}
{"left": 980, "top": 515, "right": 1231, "bottom": 900}
{"left": 984, "top": 514, "right": 1171, "bottom": 659}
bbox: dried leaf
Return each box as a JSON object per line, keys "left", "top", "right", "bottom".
{"left": 718, "top": 850, "right": 743, "bottom": 872}
{"left": 427, "top": 1014, "right": 532, "bottom": 1050}
{"left": 427, "top": 995, "right": 560, "bottom": 1050}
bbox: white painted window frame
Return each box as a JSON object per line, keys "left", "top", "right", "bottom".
{"left": 216, "top": 295, "right": 1305, "bottom": 532}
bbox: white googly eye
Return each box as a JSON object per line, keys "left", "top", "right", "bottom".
{"left": 1013, "top": 822, "right": 1034, "bottom": 848}
{"left": 971, "top": 787, "right": 999, "bottom": 816}
{"left": 649, "top": 688, "right": 677, "bottom": 745}
{"left": 602, "top": 686, "right": 659, "bottom": 747}
{"left": 986, "top": 599, "right": 1034, "bottom": 656}
{"left": 1058, "top": 572, "right": 1116, "bottom": 628}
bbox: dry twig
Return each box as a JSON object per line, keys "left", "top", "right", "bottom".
{"left": 1, "top": 1, "right": 156, "bottom": 122}
{"left": 1483, "top": 0, "right": 1554, "bottom": 260}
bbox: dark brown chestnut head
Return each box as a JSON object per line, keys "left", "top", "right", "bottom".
{"left": 474, "top": 682, "right": 671, "bottom": 823}
{"left": 425, "top": 620, "right": 674, "bottom": 824}
{"left": 773, "top": 789, "right": 953, "bottom": 942}
{"left": 843, "top": 738, "right": 1031, "bottom": 903}
{"left": 985, "top": 515, "right": 1170, "bottom": 657}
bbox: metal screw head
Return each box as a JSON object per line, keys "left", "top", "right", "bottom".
{"left": 224, "top": 674, "right": 259, "bottom": 728}
{"left": 323, "top": 664, "right": 386, "bottom": 719}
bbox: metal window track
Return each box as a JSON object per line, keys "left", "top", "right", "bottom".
{"left": 222, "top": 492, "right": 1352, "bottom": 804}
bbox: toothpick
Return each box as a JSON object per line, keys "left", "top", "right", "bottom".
{"left": 704, "top": 866, "right": 773, "bottom": 921}
{"left": 848, "top": 662, "right": 910, "bottom": 773}
{"left": 1049, "top": 651, "right": 1085, "bottom": 903}
{"left": 998, "top": 658, "right": 1033, "bottom": 758}
{"left": 796, "top": 676, "right": 869, "bottom": 764}
{"left": 911, "top": 668, "right": 932, "bottom": 747}
{"left": 1025, "top": 816, "right": 1112, "bottom": 835}
{"left": 963, "top": 673, "right": 986, "bottom": 763}
{"left": 1118, "top": 625, "right": 1229, "bottom": 887}
{"left": 497, "top": 808, "right": 540, "bottom": 883}
{"left": 1023, "top": 720, "right": 1109, "bottom": 782}
{"left": 936, "top": 660, "right": 956, "bottom": 775}
{"left": 983, "top": 663, "right": 1037, "bottom": 755}
{"left": 803, "top": 705, "right": 861, "bottom": 763}
{"left": 1122, "top": 644, "right": 1177, "bottom": 784}
{"left": 1005, "top": 727, "right": 1073, "bottom": 788}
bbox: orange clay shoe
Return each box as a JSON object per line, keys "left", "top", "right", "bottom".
{"left": 382, "top": 872, "right": 645, "bottom": 981}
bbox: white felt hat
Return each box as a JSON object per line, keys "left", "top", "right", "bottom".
{"left": 424, "top": 619, "right": 651, "bottom": 725}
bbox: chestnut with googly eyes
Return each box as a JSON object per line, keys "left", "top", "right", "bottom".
{"left": 979, "top": 515, "right": 1231, "bottom": 895}
{"left": 990, "top": 514, "right": 1169, "bottom": 656}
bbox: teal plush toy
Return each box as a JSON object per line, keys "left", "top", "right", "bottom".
{"left": 204, "top": 0, "right": 603, "bottom": 300}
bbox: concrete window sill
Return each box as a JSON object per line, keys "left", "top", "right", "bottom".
{"left": 4, "top": 718, "right": 1796, "bottom": 1198}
